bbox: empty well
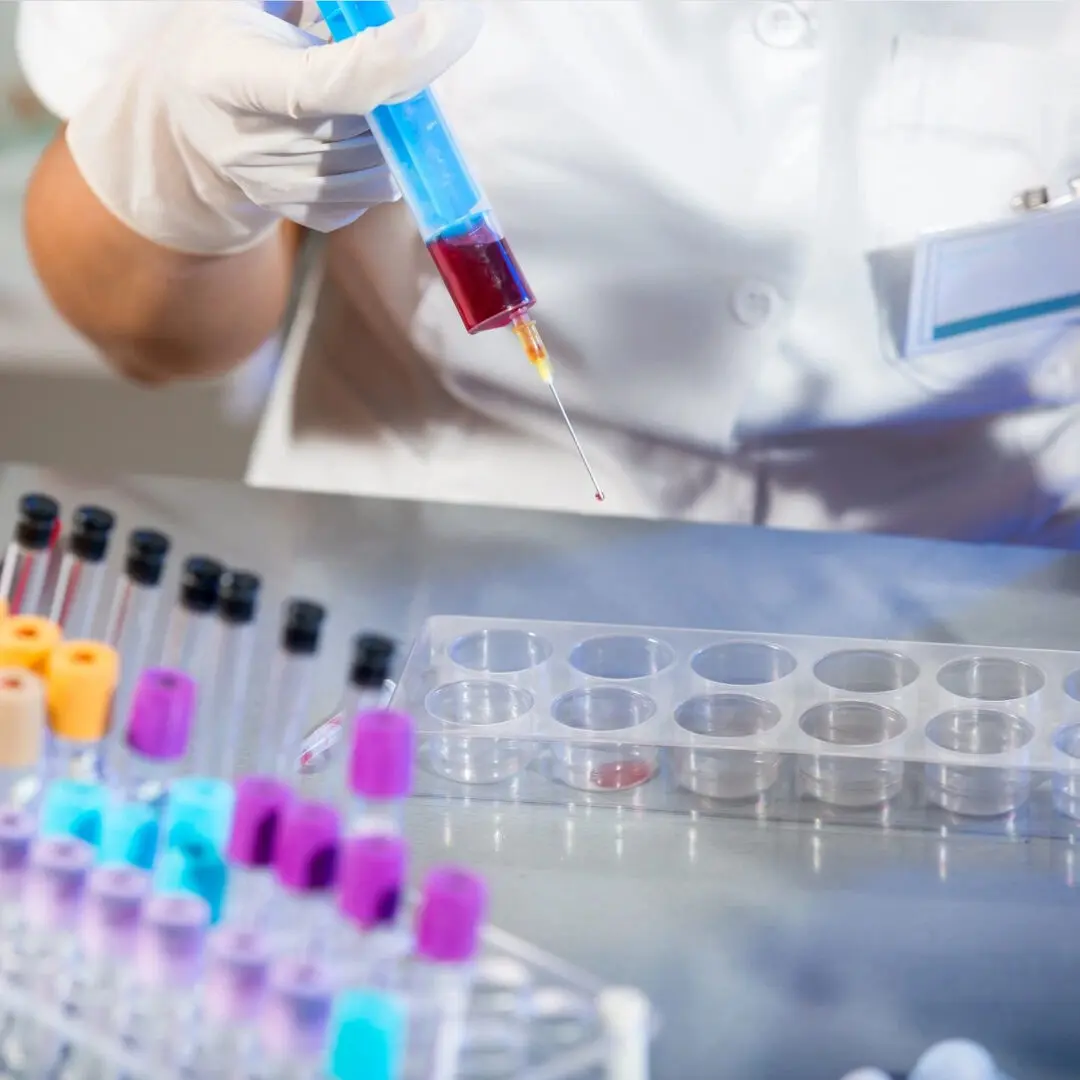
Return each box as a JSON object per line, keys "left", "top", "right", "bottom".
{"left": 672, "top": 694, "right": 782, "bottom": 800}
{"left": 424, "top": 681, "right": 536, "bottom": 785}
{"left": 568, "top": 635, "right": 675, "bottom": 681}
{"left": 798, "top": 702, "right": 907, "bottom": 808}
{"left": 690, "top": 642, "right": 796, "bottom": 686}
{"left": 813, "top": 649, "right": 918, "bottom": 693}
{"left": 924, "top": 708, "right": 1035, "bottom": 817}
{"left": 936, "top": 657, "right": 1045, "bottom": 702}
{"left": 449, "top": 629, "right": 553, "bottom": 674}
{"left": 550, "top": 687, "right": 659, "bottom": 791}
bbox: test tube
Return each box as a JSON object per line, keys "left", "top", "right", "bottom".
{"left": 326, "top": 991, "right": 408, "bottom": 1080}
{"left": 337, "top": 833, "right": 408, "bottom": 982}
{"left": 0, "top": 494, "right": 59, "bottom": 616}
{"left": 131, "top": 893, "right": 212, "bottom": 1065}
{"left": 405, "top": 867, "right": 487, "bottom": 1080}
{"left": 74, "top": 864, "right": 151, "bottom": 1033}
{"left": 100, "top": 668, "right": 197, "bottom": 869}
{"left": 261, "top": 800, "right": 341, "bottom": 1070}
{"left": 203, "top": 776, "right": 294, "bottom": 1065}
{"left": 0, "top": 614, "right": 61, "bottom": 677}
{"left": 154, "top": 777, "right": 236, "bottom": 922}
{"left": 23, "top": 835, "right": 96, "bottom": 979}
{"left": 221, "top": 776, "right": 294, "bottom": 932}
{"left": 346, "top": 709, "right": 415, "bottom": 836}
{"left": 203, "top": 570, "right": 262, "bottom": 778}
{"left": 45, "top": 640, "right": 120, "bottom": 783}
{"left": 273, "top": 799, "right": 340, "bottom": 959}
{"left": 300, "top": 633, "right": 395, "bottom": 782}
{"left": 48, "top": 505, "right": 116, "bottom": 638}
{"left": 264, "top": 599, "right": 327, "bottom": 775}
{"left": 0, "top": 668, "right": 46, "bottom": 810}
{"left": 6, "top": 836, "right": 96, "bottom": 1075}
{"left": 160, "top": 555, "right": 225, "bottom": 675}
{"left": 104, "top": 528, "right": 171, "bottom": 725}
{"left": 0, "top": 807, "right": 35, "bottom": 976}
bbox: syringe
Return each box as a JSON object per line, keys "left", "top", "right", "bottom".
{"left": 318, "top": 0, "right": 605, "bottom": 502}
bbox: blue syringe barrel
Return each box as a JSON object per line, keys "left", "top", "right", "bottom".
{"left": 318, "top": 0, "right": 537, "bottom": 334}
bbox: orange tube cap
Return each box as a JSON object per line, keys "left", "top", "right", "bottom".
{"left": 47, "top": 640, "right": 119, "bottom": 743}
{"left": 0, "top": 616, "right": 62, "bottom": 675}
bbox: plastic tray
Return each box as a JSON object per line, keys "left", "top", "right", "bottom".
{"left": 392, "top": 616, "right": 1080, "bottom": 836}
{"left": 0, "top": 919, "right": 620, "bottom": 1080}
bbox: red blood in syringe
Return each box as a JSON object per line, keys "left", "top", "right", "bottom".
{"left": 426, "top": 220, "right": 536, "bottom": 334}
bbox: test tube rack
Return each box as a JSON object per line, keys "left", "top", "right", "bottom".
{"left": 0, "top": 903, "right": 621, "bottom": 1080}
{"left": 392, "top": 615, "right": 1080, "bottom": 838}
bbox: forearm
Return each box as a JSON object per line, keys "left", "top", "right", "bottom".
{"left": 23, "top": 129, "right": 301, "bottom": 384}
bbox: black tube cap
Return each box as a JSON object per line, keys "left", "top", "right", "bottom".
{"left": 281, "top": 599, "right": 326, "bottom": 655}
{"left": 178, "top": 556, "right": 225, "bottom": 614}
{"left": 69, "top": 505, "right": 116, "bottom": 562}
{"left": 125, "top": 529, "right": 170, "bottom": 587}
{"left": 14, "top": 493, "right": 59, "bottom": 550}
{"left": 218, "top": 570, "right": 262, "bottom": 624}
{"left": 349, "top": 633, "right": 396, "bottom": 689}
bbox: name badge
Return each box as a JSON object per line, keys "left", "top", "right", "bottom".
{"left": 904, "top": 186, "right": 1080, "bottom": 358}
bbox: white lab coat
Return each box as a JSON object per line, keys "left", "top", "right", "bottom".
{"left": 18, "top": 1, "right": 1080, "bottom": 544}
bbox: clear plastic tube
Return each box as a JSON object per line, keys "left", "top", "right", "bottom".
{"left": 50, "top": 557, "right": 109, "bottom": 640}
{"left": 404, "top": 868, "right": 486, "bottom": 1080}
{"left": 161, "top": 605, "right": 218, "bottom": 675}
{"left": 105, "top": 530, "right": 171, "bottom": 733}
{"left": 269, "top": 652, "right": 320, "bottom": 776}
{"left": 0, "top": 545, "right": 49, "bottom": 617}
{"left": 207, "top": 619, "right": 258, "bottom": 778}
{"left": 0, "top": 494, "right": 59, "bottom": 616}
{"left": 48, "top": 506, "right": 116, "bottom": 638}
{"left": 159, "top": 557, "right": 225, "bottom": 677}
{"left": 300, "top": 634, "right": 396, "bottom": 790}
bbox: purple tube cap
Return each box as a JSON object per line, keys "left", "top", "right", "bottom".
{"left": 415, "top": 866, "right": 487, "bottom": 964}
{"left": 227, "top": 775, "right": 294, "bottom": 868}
{"left": 0, "top": 807, "right": 35, "bottom": 873}
{"left": 139, "top": 893, "right": 210, "bottom": 987}
{"left": 338, "top": 833, "right": 407, "bottom": 930}
{"left": 124, "top": 668, "right": 196, "bottom": 761}
{"left": 84, "top": 864, "right": 149, "bottom": 957}
{"left": 28, "top": 836, "right": 95, "bottom": 930}
{"left": 348, "top": 709, "right": 415, "bottom": 800}
{"left": 274, "top": 799, "right": 339, "bottom": 893}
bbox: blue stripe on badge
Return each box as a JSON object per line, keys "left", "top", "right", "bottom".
{"left": 934, "top": 292, "right": 1080, "bottom": 340}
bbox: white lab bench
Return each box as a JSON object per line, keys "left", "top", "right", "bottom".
{"left": 0, "top": 463, "right": 1076, "bottom": 1080}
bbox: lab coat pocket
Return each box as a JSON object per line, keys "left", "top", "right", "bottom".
{"left": 859, "top": 33, "right": 1074, "bottom": 251}
{"left": 860, "top": 33, "right": 1080, "bottom": 409}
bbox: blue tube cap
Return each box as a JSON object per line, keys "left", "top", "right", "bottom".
{"left": 100, "top": 800, "right": 159, "bottom": 870}
{"left": 326, "top": 990, "right": 407, "bottom": 1080}
{"left": 39, "top": 780, "right": 106, "bottom": 847}
{"left": 164, "top": 777, "right": 235, "bottom": 851}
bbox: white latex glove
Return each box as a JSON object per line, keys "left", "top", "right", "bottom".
{"left": 65, "top": 0, "right": 484, "bottom": 255}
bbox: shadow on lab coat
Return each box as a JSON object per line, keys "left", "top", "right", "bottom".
{"left": 282, "top": 204, "right": 1080, "bottom": 547}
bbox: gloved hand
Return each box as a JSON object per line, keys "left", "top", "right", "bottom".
{"left": 65, "top": 0, "right": 483, "bottom": 255}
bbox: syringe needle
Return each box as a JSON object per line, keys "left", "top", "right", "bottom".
{"left": 512, "top": 317, "right": 606, "bottom": 502}
{"left": 545, "top": 380, "right": 606, "bottom": 502}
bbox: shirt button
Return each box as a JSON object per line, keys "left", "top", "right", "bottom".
{"left": 754, "top": 2, "right": 811, "bottom": 49}
{"left": 731, "top": 281, "right": 780, "bottom": 328}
